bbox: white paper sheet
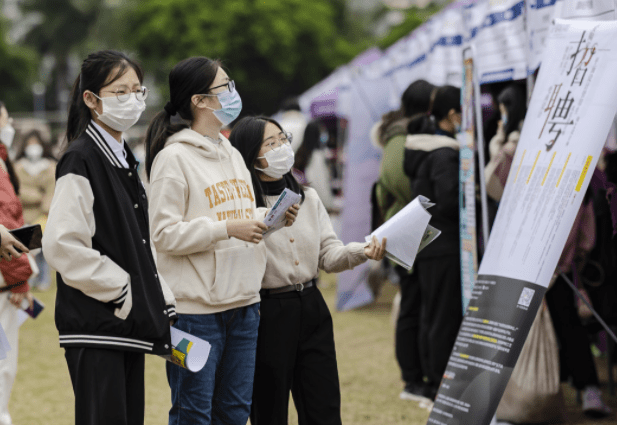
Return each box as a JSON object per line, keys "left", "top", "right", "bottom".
{"left": 367, "top": 196, "right": 440, "bottom": 270}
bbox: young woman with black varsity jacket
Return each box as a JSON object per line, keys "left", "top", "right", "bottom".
{"left": 42, "top": 50, "right": 177, "bottom": 425}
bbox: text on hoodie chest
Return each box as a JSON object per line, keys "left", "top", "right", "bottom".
{"left": 204, "top": 178, "right": 256, "bottom": 220}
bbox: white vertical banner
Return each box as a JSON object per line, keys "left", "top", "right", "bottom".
{"left": 526, "top": 0, "right": 563, "bottom": 74}
{"left": 468, "top": 0, "right": 528, "bottom": 83}
{"left": 427, "top": 19, "right": 617, "bottom": 425}
{"left": 459, "top": 50, "right": 479, "bottom": 312}
{"left": 424, "top": 6, "right": 465, "bottom": 87}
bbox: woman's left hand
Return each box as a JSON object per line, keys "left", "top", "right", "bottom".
{"left": 364, "top": 236, "right": 387, "bottom": 261}
{"left": 285, "top": 204, "right": 300, "bottom": 227}
{"left": 9, "top": 291, "right": 33, "bottom": 309}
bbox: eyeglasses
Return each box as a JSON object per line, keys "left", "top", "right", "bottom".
{"left": 99, "top": 86, "right": 149, "bottom": 102}
{"left": 263, "top": 132, "right": 293, "bottom": 150}
{"left": 199, "top": 80, "right": 236, "bottom": 97}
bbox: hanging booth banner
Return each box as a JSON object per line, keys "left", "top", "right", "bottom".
{"left": 424, "top": 6, "right": 465, "bottom": 87}
{"left": 526, "top": 0, "right": 563, "bottom": 74}
{"left": 427, "top": 19, "right": 617, "bottom": 425}
{"left": 336, "top": 58, "right": 401, "bottom": 311}
{"left": 469, "top": 0, "right": 528, "bottom": 83}
{"left": 458, "top": 50, "right": 479, "bottom": 312}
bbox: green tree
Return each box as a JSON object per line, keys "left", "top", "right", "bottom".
{"left": 0, "top": 18, "right": 38, "bottom": 111}
{"left": 22, "top": 0, "right": 104, "bottom": 110}
{"left": 126, "top": 0, "right": 365, "bottom": 115}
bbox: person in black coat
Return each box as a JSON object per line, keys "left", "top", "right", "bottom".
{"left": 402, "top": 85, "right": 463, "bottom": 403}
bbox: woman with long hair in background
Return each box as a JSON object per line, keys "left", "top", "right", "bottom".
{"left": 14, "top": 130, "right": 56, "bottom": 291}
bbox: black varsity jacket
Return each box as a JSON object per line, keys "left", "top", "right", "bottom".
{"left": 42, "top": 122, "right": 177, "bottom": 355}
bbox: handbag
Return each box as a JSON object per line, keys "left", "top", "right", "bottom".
{"left": 496, "top": 300, "right": 565, "bottom": 423}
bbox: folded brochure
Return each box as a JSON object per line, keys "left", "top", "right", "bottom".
{"left": 366, "top": 196, "right": 441, "bottom": 270}
{"left": 263, "top": 188, "right": 302, "bottom": 237}
{"left": 159, "top": 327, "right": 212, "bottom": 372}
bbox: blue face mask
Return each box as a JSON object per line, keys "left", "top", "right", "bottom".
{"left": 208, "top": 88, "right": 242, "bottom": 126}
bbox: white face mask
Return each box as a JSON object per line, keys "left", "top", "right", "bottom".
{"left": 25, "top": 144, "right": 43, "bottom": 161}
{"left": 0, "top": 125, "right": 15, "bottom": 148}
{"left": 93, "top": 93, "right": 146, "bottom": 132}
{"left": 256, "top": 144, "right": 294, "bottom": 179}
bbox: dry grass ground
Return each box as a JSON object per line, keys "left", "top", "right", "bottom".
{"left": 7, "top": 273, "right": 617, "bottom": 424}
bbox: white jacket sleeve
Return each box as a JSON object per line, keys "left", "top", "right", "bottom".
{"left": 148, "top": 176, "right": 229, "bottom": 256}
{"left": 42, "top": 173, "right": 129, "bottom": 304}
{"left": 317, "top": 197, "right": 368, "bottom": 273}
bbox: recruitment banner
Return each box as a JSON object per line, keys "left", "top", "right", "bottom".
{"left": 458, "top": 50, "right": 478, "bottom": 312}
{"left": 427, "top": 18, "right": 617, "bottom": 425}
{"left": 467, "top": 0, "right": 528, "bottom": 83}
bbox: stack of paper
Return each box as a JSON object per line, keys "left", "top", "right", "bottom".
{"left": 263, "top": 188, "right": 302, "bottom": 237}
{"left": 366, "top": 196, "right": 441, "bottom": 270}
{"left": 160, "top": 327, "right": 212, "bottom": 372}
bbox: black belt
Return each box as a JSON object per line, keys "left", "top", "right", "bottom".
{"left": 0, "top": 281, "right": 26, "bottom": 293}
{"left": 260, "top": 278, "right": 316, "bottom": 297}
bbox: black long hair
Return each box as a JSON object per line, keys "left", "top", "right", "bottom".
{"left": 379, "top": 79, "right": 436, "bottom": 141}
{"left": 406, "top": 85, "right": 461, "bottom": 135}
{"left": 66, "top": 50, "right": 144, "bottom": 144}
{"left": 229, "top": 116, "right": 305, "bottom": 209}
{"left": 0, "top": 101, "right": 20, "bottom": 194}
{"left": 145, "top": 57, "right": 220, "bottom": 179}
{"left": 497, "top": 84, "right": 526, "bottom": 140}
{"left": 294, "top": 119, "right": 322, "bottom": 173}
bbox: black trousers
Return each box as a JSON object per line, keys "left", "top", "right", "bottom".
{"left": 250, "top": 286, "right": 342, "bottom": 425}
{"left": 64, "top": 347, "right": 145, "bottom": 425}
{"left": 395, "top": 266, "right": 424, "bottom": 386}
{"left": 545, "top": 274, "right": 599, "bottom": 390}
{"left": 414, "top": 254, "right": 463, "bottom": 390}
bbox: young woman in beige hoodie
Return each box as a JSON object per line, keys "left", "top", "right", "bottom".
{"left": 145, "top": 57, "right": 297, "bottom": 425}
{"left": 230, "top": 116, "right": 386, "bottom": 425}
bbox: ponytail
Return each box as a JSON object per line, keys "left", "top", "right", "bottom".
{"left": 66, "top": 75, "right": 91, "bottom": 144}
{"left": 144, "top": 56, "right": 221, "bottom": 180}
{"left": 144, "top": 110, "right": 187, "bottom": 180}
{"left": 407, "top": 113, "right": 436, "bottom": 135}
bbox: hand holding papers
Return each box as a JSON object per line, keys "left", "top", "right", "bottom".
{"left": 160, "top": 327, "right": 212, "bottom": 372}
{"left": 263, "top": 188, "right": 302, "bottom": 237}
{"left": 366, "top": 196, "right": 440, "bottom": 270}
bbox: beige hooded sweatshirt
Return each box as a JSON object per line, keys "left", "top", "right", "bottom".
{"left": 148, "top": 128, "right": 266, "bottom": 314}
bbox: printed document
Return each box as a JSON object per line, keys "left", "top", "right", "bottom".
{"left": 367, "top": 196, "right": 440, "bottom": 270}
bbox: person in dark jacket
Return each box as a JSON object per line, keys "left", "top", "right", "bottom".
{"left": 42, "top": 50, "right": 177, "bottom": 425}
{"left": 402, "top": 85, "right": 463, "bottom": 403}
{"left": 372, "top": 80, "right": 440, "bottom": 405}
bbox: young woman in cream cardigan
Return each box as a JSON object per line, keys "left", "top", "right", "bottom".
{"left": 230, "top": 116, "right": 386, "bottom": 425}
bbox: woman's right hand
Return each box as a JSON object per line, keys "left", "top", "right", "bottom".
{"left": 0, "top": 225, "right": 28, "bottom": 261}
{"left": 226, "top": 220, "right": 269, "bottom": 244}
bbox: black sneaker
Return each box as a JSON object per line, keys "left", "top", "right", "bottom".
{"left": 400, "top": 383, "right": 432, "bottom": 404}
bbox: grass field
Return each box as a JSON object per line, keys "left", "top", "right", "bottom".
{"left": 7, "top": 273, "right": 617, "bottom": 424}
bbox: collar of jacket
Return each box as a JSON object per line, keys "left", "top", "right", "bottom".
{"left": 85, "top": 123, "right": 131, "bottom": 169}
{"left": 405, "top": 134, "right": 460, "bottom": 152}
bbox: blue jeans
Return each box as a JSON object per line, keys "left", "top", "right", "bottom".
{"left": 167, "top": 303, "right": 260, "bottom": 425}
